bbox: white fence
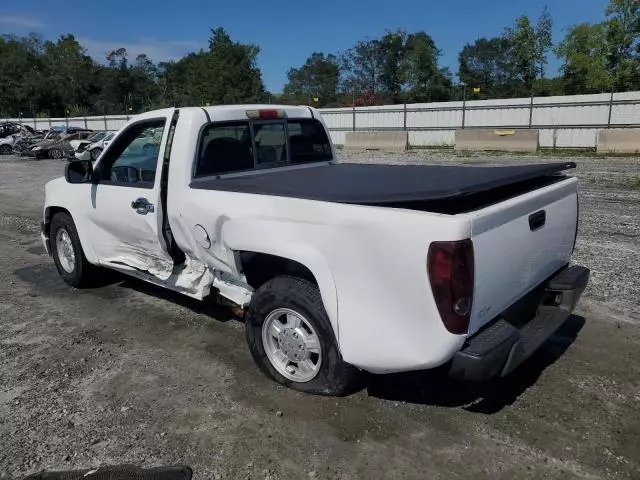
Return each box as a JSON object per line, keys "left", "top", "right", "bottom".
{"left": 5, "top": 91, "right": 640, "bottom": 149}
{"left": 320, "top": 91, "right": 640, "bottom": 148}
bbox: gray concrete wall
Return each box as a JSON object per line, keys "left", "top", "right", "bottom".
{"left": 455, "top": 129, "right": 539, "bottom": 152}
{"left": 597, "top": 128, "right": 640, "bottom": 154}
{"left": 344, "top": 131, "right": 408, "bottom": 152}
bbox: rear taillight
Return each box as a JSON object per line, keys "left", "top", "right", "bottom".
{"left": 427, "top": 239, "right": 475, "bottom": 335}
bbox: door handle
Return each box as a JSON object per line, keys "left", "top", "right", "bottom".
{"left": 131, "top": 197, "right": 154, "bottom": 215}
{"left": 529, "top": 210, "right": 546, "bottom": 231}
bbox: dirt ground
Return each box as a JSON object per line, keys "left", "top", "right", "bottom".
{"left": 0, "top": 151, "right": 639, "bottom": 480}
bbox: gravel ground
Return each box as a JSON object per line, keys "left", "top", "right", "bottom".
{"left": 0, "top": 151, "right": 639, "bottom": 480}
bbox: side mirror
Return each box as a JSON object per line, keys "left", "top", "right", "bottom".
{"left": 65, "top": 160, "right": 94, "bottom": 184}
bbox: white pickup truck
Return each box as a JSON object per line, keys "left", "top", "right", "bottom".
{"left": 41, "top": 105, "right": 589, "bottom": 396}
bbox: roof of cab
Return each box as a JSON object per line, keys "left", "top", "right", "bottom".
{"left": 128, "top": 105, "right": 317, "bottom": 125}
{"left": 200, "top": 104, "right": 315, "bottom": 122}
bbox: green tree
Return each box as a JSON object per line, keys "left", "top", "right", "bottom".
{"left": 504, "top": 16, "right": 537, "bottom": 92}
{"left": 458, "top": 37, "right": 515, "bottom": 98}
{"left": 378, "top": 30, "right": 408, "bottom": 99}
{"left": 340, "top": 38, "right": 383, "bottom": 94}
{"left": 504, "top": 8, "right": 554, "bottom": 94}
{"left": 0, "top": 34, "right": 44, "bottom": 116}
{"left": 208, "top": 27, "right": 265, "bottom": 104}
{"left": 535, "top": 6, "right": 554, "bottom": 78}
{"left": 283, "top": 52, "right": 340, "bottom": 106}
{"left": 403, "top": 32, "right": 451, "bottom": 102}
{"left": 555, "top": 23, "right": 611, "bottom": 93}
{"left": 604, "top": 0, "right": 640, "bottom": 89}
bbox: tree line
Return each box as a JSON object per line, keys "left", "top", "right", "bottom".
{"left": 0, "top": 0, "right": 637, "bottom": 117}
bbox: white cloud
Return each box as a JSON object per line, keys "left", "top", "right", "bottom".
{"left": 78, "top": 37, "right": 201, "bottom": 63}
{"left": 0, "top": 14, "right": 45, "bottom": 28}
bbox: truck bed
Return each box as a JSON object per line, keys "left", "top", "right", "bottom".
{"left": 190, "top": 162, "right": 576, "bottom": 208}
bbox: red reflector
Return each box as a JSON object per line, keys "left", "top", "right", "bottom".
{"left": 427, "top": 239, "right": 474, "bottom": 335}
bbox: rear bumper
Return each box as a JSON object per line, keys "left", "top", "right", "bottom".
{"left": 449, "top": 265, "right": 590, "bottom": 382}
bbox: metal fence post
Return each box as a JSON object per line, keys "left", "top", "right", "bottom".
{"left": 461, "top": 84, "right": 467, "bottom": 129}
{"left": 84, "top": 117, "right": 88, "bottom": 129}
{"left": 403, "top": 100, "right": 407, "bottom": 131}
{"left": 528, "top": 95, "right": 534, "bottom": 128}
{"left": 352, "top": 92, "right": 356, "bottom": 132}
{"left": 104, "top": 115, "right": 108, "bottom": 130}
{"left": 607, "top": 88, "right": 614, "bottom": 128}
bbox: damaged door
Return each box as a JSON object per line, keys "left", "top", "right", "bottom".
{"left": 86, "top": 113, "right": 175, "bottom": 278}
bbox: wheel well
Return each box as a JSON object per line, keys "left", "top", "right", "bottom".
{"left": 44, "top": 207, "right": 71, "bottom": 236}
{"left": 239, "top": 252, "right": 317, "bottom": 290}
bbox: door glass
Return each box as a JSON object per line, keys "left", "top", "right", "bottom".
{"left": 100, "top": 120, "right": 165, "bottom": 186}
{"left": 254, "top": 123, "right": 286, "bottom": 165}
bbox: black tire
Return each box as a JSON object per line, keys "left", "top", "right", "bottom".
{"left": 49, "top": 148, "right": 63, "bottom": 159}
{"left": 0, "top": 144, "right": 12, "bottom": 155}
{"left": 90, "top": 148, "right": 102, "bottom": 160}
{"left": 245, "top": 276, "right": 362, "bottom": 396}
{"left": 50, "top": 213, "right": 97, "bottom": 288}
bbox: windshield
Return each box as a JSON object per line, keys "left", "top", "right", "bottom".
{"left": 87, "top": 131, "right": 106, "bottom": 142}
{"left": 44, "top": 131, "right": 60, "bottom": 140}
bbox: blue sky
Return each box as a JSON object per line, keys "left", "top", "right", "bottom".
{"left": 1, "top": 0, "right": 610, "bottom": 92}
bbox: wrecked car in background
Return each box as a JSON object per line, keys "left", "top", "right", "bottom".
{"left": 0, "top": 123, "right": 43, "bottom": 155}
{"left": 72, "top": 131, "right": 117, "bottom": 161}
{"left": 0, "top": 134, "right": 20, "bottom": 155}
{"left": 26, "top": 129, "right": 94, "bottom": 159}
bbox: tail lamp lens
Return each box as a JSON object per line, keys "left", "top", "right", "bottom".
{"left": 427, "top": 239, "right": 475, "bottom": 335}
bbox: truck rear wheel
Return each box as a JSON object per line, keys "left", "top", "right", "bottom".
{"left": 245, "top": 276, "right": 362, "bottom": 396}
{"left": 50, "top": 213, "right": 97, "bottom": 288}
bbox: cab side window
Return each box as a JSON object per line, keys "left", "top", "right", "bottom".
{"left": 97, "top": 119, "right": 165, "bottom": 187}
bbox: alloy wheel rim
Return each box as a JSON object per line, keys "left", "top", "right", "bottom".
{"left": 56, "top": 228, "right": 76, "bottom": 273}
{"left": 262, "top": 308, "right": 322, "bottom": 382}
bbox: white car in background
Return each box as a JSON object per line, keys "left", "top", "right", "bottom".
{"left": 0, "top": 134, "right": 20, "bottom": 155}
{"left": 73, "top": 131, "right": 116, "bottom": 161}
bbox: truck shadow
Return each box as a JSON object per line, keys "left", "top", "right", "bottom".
{"left": 366, "top": 315, "right": 586, "bottom": 414}
{"left": 116, "top": 276, "right": 241, "bottom": 323}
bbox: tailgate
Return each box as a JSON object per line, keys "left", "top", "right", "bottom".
{"left": 468, "top": 176, "right": 578, "bottom": 335}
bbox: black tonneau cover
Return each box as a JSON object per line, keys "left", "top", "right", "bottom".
{"left": 190, "top": 162, "right": 576, "bottom": 205}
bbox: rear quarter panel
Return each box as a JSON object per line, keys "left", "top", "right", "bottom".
{"left": 173, "top": 189, "right": 471, "bottom": 373}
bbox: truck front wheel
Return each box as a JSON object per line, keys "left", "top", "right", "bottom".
{"left": 245, "top": 276, "right": 362, "bottom": 396}
{"left": 50, "top": 213, "right": 96, "bottom": 288}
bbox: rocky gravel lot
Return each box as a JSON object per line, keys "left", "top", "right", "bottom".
{"left": 0, "top": 151, "right": 639, "bottom": 480}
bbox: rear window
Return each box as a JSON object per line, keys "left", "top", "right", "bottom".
{"left": 194, "top": 118, "right": 332, "bottom": 177}
{"left": 287, "top": 119, "right": 333, "bottom": 164}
